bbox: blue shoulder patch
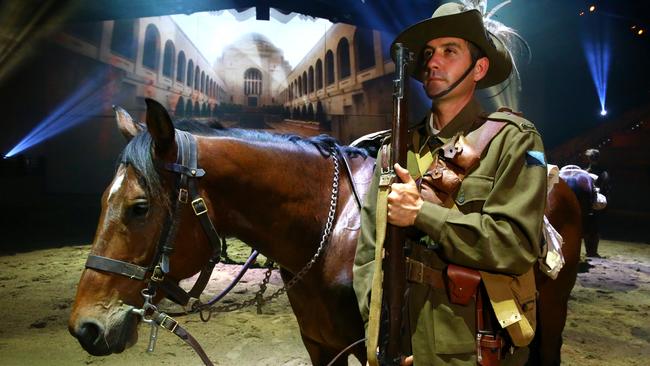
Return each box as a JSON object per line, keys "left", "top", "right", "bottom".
{"left": 525, "top": 151, "right": 546, "bottom": 167}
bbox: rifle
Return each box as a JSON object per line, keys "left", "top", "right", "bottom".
{"left": 379, "top": 42, "right": 412, "bottom": 366}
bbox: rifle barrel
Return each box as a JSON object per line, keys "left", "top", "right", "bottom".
{"left": 382, "top": 43, "right": 411, "bottom": 366}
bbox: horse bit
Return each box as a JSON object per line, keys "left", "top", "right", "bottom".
{"left": 83, "top": 129, "right": 343, "bottom": 366}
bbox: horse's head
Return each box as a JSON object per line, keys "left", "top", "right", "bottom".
{"left": 68, "top": 99, "right": 216, "bottom": 355}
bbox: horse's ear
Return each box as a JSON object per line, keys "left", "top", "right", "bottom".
{"left": 114, "top": 106, "right": 144, "bottom": 141}
{"left": 145, "top": 98, "right": 175, "bottom": 155}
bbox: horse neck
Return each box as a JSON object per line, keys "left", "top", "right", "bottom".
{"left": 198, "top": 136, "right": 334, "bottom": 271}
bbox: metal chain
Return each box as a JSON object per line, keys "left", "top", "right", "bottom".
{"left": 199, "top": 146, "right": 340, "bottom": 319}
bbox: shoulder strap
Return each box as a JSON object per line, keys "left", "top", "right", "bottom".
{"left": 487, "top": 109, "right": 539, "bottom": 135}
{"left": 437, "top": 119, "right": 507, "bottom": 176}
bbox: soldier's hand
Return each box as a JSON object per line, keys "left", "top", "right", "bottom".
{"left": 387, "top": 163, "right": 423, "bottom": 227}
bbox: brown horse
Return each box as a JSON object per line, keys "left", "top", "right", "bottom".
{"left": 68, "top": 99, "right": 587, "bottom": 365}
{"left": 528, "top": 168, "right": 593, "bottom": 366}
{"left": 529, "top": 179, "right": 581, "bottom": 365}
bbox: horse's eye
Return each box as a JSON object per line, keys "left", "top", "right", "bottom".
{"left": 131, "top": 200, "right": 149, "bottom": 217}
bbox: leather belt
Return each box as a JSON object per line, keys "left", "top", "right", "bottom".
{"left": 406, "top": 257, "right": 445, "bottom": 290}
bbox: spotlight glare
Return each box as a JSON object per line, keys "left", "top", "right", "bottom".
{"left": 582, "top": 23, "right": 610, "bottom": 125}
{"left": 3, "top": 71, "right": 112, "bottom": 157}
{"left": 589, "top": 5, "right": 596, "bottom": 12}
{"left": 638, "top": 29, "right": 645, "bottom": 36}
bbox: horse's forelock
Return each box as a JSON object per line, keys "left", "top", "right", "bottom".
{"left": 118, "top": 132, "right": 170, "bottom": 209}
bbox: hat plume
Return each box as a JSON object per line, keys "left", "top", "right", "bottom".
{"left": 458, "top": 0, "right": 530, "bottom": 92}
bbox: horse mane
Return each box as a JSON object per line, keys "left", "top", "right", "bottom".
{"left": 173, "top": 119, "right": 367, "bottom": 159}
{"left": 174, "top": 119, "right": 225, "bottom": 134}
{"left": 117, "top": 119, "right": 368, "bottom": 205}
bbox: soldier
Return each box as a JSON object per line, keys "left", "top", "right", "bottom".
{"left": 353, "top": 2, "right": 546, "bottom": 365}
{"left": 583, "top": 148, "right": 610, "bottom": 257}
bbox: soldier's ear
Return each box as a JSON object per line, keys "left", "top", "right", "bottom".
{"left": 473, "top": 57, "right": 490, "bottom": 83}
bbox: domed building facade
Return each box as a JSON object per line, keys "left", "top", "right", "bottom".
{"left": 215, "top": 33, "right": 292, "bottom": 107}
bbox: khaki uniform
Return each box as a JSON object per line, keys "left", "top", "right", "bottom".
{"left": 352, "top": 99, "right": 547, "bottom": 365}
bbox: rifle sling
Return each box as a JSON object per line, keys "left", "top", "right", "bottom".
{"left": 366, "top": 174, "right": 391, "bottom": 366}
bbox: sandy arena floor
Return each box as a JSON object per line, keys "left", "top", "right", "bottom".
{"left": 0, "top": 239, "right": 648, "bottom": 365}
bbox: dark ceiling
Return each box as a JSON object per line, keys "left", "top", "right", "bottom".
{"left": 56, "top": 0, "right": 650, "bottom": 31}
{"left": 51, "top": 0, "right": 444, "bottom": 34}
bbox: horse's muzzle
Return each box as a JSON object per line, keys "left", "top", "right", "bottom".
{"left": 70, "top": 310, "right": 138, "bottom": 356}
{"left": 73, "top": 320, "right": 112, "bottom": 355}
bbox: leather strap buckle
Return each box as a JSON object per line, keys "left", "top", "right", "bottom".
{"left": 151, "top": 265, "right": 165, "bottom": 282}
{"left": 159, "top": 314, "right": 179, "bottom": 333}
{"left": 191, "top": 198, "right": 208, "bottom": 216}
{"left": 178, "top": 188, "right": 189, "bottom": 203}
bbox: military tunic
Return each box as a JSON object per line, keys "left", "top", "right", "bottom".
{"left": 352, "top": 99, "right": 547, "bottom": 365}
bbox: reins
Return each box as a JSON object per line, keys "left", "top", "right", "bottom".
{"left": 83, "top": 129, "right": 344, "bottom": 365}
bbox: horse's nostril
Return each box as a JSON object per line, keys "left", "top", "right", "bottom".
{"left": 79, "top": 322, "right": 100, "bottom": 341}
{"left": 76, "top": 322, "right": 110, "bottom": 356}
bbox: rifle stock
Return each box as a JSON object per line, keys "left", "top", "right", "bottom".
{"left": 380, "top": 43, "right": 411, "bottom": 366}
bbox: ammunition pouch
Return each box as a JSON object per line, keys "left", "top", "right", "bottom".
{"left": 418, "top": 123, "right": 499, "bottom": 207}
{"left": 443, "top": 264, "right": 513, "bottom": 365}
{"left": 445, "top": 264, "right": 481, "bottom": 306}
{"left": 407, "top": 257, "right": 518, "bottom": 365}
{"left": 420, "top": 156, "right": 463, "bottom": 207}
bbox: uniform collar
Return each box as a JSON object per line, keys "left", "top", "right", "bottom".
{"left": 426, "top": 98, "right": 485, "bottom": 144}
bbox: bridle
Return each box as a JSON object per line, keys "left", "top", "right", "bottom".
{"left": 86, "top": 130, "right": 222, "bottom": 307}
{"left": 81, "top": 129, "right": 349, "bottom": 366}
{"left": 85, "top": 130, "right": 223, "bottom": 365}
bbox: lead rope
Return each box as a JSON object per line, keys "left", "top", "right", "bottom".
{"left": 326, "top": 337, "right": 367, "bottom": 366}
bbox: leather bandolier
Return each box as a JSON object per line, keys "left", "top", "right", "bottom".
{"left": 379, "top": 112, "right": 537, "bottom": 365}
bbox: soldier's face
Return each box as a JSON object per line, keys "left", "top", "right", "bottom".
{"left": 420, "top": 37, "right": 478, "bottom": 100}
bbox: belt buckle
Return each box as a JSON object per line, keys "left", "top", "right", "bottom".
{"left": 408, "top": 259, "right": 424, "bottom": 284}
{"left": 415, "top": 261, "right": 424, "bottom": 283}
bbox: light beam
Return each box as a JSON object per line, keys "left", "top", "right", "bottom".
{"left": 581, "top": 19, "right": 611, "bottom": 118}
{"left": 4, "top": 71, "right": 114, "bottom": 158}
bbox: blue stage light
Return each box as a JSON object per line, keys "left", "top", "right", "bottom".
{"left": 4, "top": 71, "right": 113, "bottom": 158}
{"left": 581, "top": 18, "right": 611, "bottom": 118}
{"left": 600, "top": 109, "right": 607, "bottom": 116}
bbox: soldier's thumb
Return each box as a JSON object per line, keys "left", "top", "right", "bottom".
{"left": 394, "top": 163, "right": 413, "bottom": 184}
